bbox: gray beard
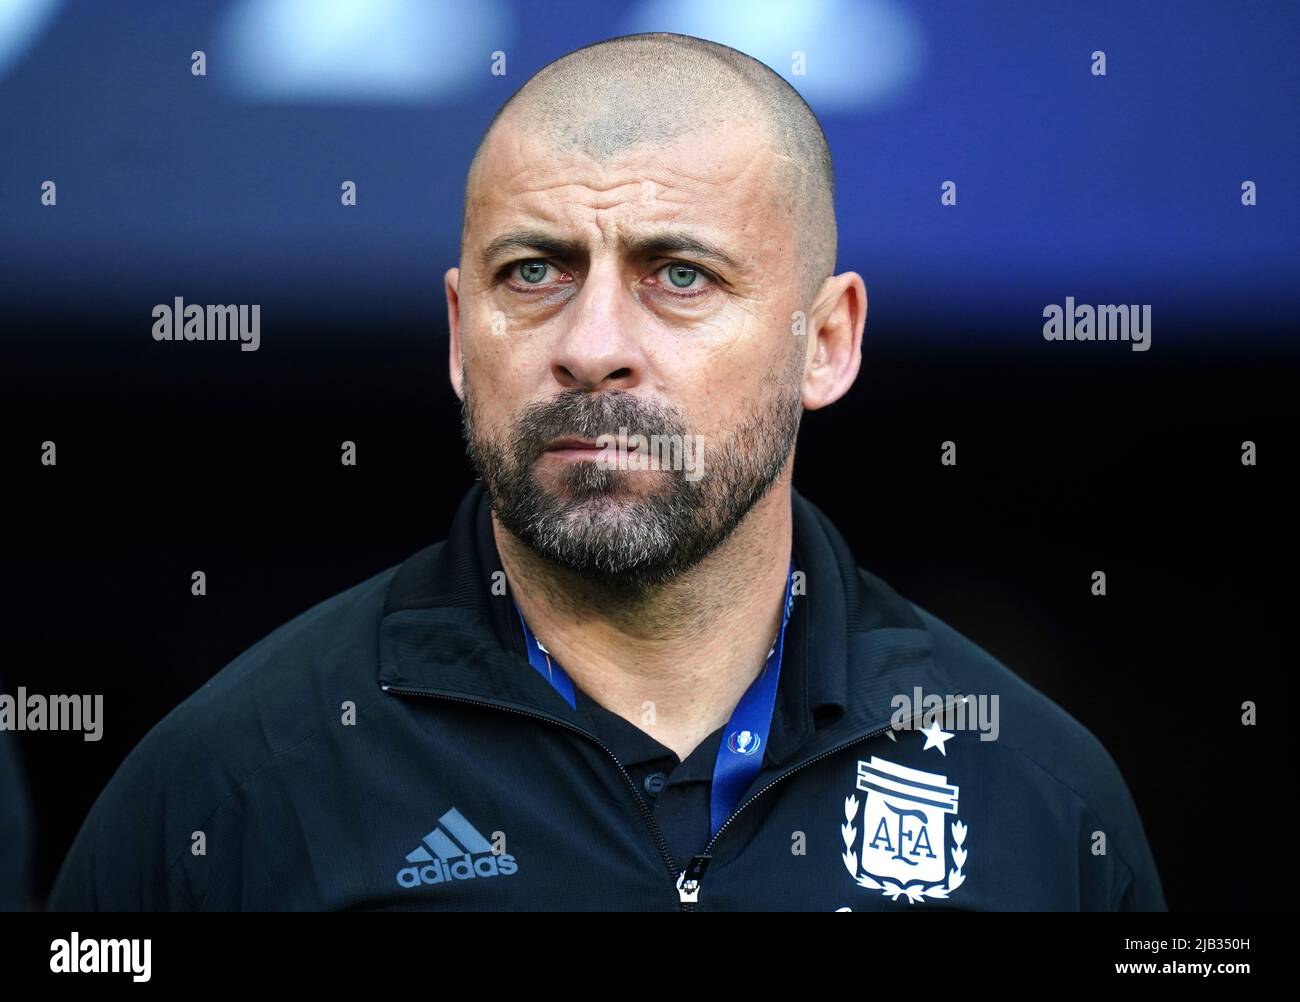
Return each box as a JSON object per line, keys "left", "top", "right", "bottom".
{"left": 460, "top": 376, "right": 801, "bottom": 593}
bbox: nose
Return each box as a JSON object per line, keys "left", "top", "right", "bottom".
{"left": 549, "top": 263, "right": 645, "bottom": 392}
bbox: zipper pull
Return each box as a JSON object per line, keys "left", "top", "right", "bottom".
{"left": 676, "top": 854, "right": 712, "bottom": 904}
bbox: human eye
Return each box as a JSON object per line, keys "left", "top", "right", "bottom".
{"left": 502, "top": 259, "right": 570, "bottom": 292}
{"left": 651, "top": 260, "right": 716, "bottom": 299}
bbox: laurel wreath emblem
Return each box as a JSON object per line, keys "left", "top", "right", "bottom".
{"left": 840, "top": 794, "right": 967, "bottom": 903}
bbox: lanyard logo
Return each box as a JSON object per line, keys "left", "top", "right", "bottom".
{"left": 726, "top": 729, "right": 762, "bottom": 755}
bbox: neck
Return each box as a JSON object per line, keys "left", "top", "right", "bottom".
{"left": 494, "top": 478, "right": 794, "bottom": 761}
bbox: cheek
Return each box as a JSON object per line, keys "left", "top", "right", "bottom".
{"left": 464, "top": 309, "right": 533, "bottom": 394}
{"left": 678, "top": 373, "right": 770, "bottom": 442}
{"left": 706, "top": 324, "right": 795, "bottom": 391}
{"left": 463, "top": 351, "right": 520, "bottom": 434}
{"left": 647, "top": 317, "right": 793, "bottom": 430}
{"left": 465, "top": 300, "right": 514, "bottom": 359}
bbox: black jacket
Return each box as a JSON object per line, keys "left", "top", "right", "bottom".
{"left": 47, "top": 485, "right": 1166, "bottom": 911}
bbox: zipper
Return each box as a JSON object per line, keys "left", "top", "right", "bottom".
{"left": 674, "top": 721, "right": 896, "bottom": 909}
{"left": 380, "top": 683, "right": 687, "bottom": 910}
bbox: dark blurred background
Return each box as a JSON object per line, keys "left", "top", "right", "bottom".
{"left": 1, "top": 0, "right": 1295, "bottom": 911}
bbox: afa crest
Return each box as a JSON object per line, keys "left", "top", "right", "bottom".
{"left": 841, "top": 756, "right": 969, "bottom": 903}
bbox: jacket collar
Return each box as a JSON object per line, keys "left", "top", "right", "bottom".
{"left": 378, "top": 483, "right": 957, "bottom": 769}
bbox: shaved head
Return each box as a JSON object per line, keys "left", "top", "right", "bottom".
{"left": 446, "top": 30, "right": 865, "bottom": 597}
{"left": 463, "top": 31, "right": 837, "bottom": 307}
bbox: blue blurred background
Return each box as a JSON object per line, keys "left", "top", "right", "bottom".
{"left": 2, "top": 0, "right": 1297, "bottom": 343}
{"left": 1, "top": 1, "right": 1294, "bottom": 912}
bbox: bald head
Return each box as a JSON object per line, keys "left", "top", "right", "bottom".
{"left": 463, "top": 32, "right": 837, "bottom": 307}
{"left": 446, "top": 33, "right": 867, "bottom": 593}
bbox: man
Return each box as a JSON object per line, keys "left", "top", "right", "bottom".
{"left": 48, "top": 32, "right": 1164, "bottom": 911}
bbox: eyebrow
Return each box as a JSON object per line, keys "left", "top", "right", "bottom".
{"left": 479, "top": 227, "right": 741, "bottom": 274}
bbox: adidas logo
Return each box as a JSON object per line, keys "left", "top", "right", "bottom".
{"left": 396, "top": 806, "right": 519, "bottom": 888}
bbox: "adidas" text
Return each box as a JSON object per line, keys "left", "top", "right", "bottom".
{"left": 397, "top": 852, "right": 518, "bottom": 888}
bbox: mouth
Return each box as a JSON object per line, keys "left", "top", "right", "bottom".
{"left": 542, "top": 436, "right": 608, "bottom": 461}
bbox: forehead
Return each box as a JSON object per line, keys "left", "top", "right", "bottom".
{"left": 466, "top": 117, "right": 793, "bottom": 254}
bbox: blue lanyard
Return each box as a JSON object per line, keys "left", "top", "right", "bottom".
{"left": 514, "top": 559, "right": 798, "bottom": 838}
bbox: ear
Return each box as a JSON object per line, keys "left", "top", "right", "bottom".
{"left": 445, "top": 266, "right": 464, "bottom": 400}
{"left": 802, "top": 272, "right": 866, "bottom": 411}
